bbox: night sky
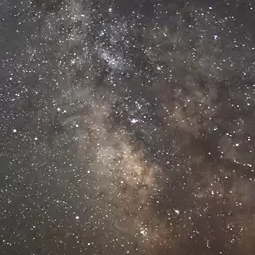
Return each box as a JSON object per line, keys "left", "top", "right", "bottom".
{"left": 1, "top": 0, "right": 255, "bottom": 254}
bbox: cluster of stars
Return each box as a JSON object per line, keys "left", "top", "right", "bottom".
{"left": 1, "top": 0, "right": 255, "bottom": 255}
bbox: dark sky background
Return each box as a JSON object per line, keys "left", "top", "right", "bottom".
{"left": 1, "top": 0, "right": 255, "bottom": 254}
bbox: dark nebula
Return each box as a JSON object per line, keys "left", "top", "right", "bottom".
{"left": 1, "top": 0, "right": 255, "bottom": 254}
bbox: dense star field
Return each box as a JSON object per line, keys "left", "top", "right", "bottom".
{"left": 1, "top": 0, "right": 255, "bottom": 254}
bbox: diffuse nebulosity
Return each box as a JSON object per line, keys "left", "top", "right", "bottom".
{"left": 1, "top": 0, "right": 255, "bottom": 254}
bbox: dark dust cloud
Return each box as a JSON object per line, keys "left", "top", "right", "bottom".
{"left": 1, "top": 0, "right": 255, "bottom": 254}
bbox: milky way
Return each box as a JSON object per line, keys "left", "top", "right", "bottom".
{"left": 1, "top": 0, "right": 255, "bottom": 254}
